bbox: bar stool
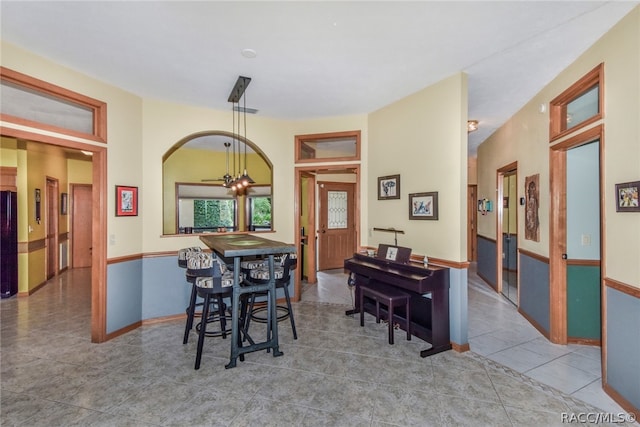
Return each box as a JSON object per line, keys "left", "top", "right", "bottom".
{"left": 244, "top": 253, "right": 298, "bottom": 340}
{"left": 193, "top": 260, "right": 237, "bottom": 370}
{"left": 183, "top": 252, "right": 230, "bottom": 345}
{"left": 359, "top": 283, "right": 411, "bottom": 345}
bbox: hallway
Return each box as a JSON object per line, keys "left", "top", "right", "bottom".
{"left": 1, "top": 265, "right": 634, "bottom": 426}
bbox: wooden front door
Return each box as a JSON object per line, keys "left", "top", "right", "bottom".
{"left": 72, "top": 184, "right": 92, "bottom": 268}
{"left": 318, "top": 182, "right": 355, "bottom": 270}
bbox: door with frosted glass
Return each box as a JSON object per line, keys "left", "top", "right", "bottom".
{"left": 318, "top": 182, "right": 355, "bottom": 270}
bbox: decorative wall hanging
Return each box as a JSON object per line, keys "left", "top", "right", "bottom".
{"left": 524, "top": 174, "right": 540, "bottom": 241}
{"left": 115, "top": 185, "right": 138, "bottom": 216}
{"left": 409, "top": 192, "right": 438, "bottom": 220}
{"left": 615, "top": 180, "right": 640, "bottom": 212}
{"left": 34, "top": 188, "right": 41, "bottom": 224}
{"left": 60, "top": 192, "right": 68, "bottom": 215}
{"left": 378, "top": 174, "right": 400, "bottom": 200}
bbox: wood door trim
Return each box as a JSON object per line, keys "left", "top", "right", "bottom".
{"left": 549, "top": 124, "right": 604, "bottom": 346}
{"left": 294, "top": 163, "right": 360, "bottom": 301}
{"left": 1, "top": 126, "right": 107, "bottom": 343}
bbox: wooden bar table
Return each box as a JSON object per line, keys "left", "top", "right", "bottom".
{"left": 199, "top": 234, "right": 295, "bottom": 368}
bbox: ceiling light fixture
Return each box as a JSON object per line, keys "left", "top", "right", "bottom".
{"left": 227, "top": 76, "right": 254, "bottom": 193}
{"left": 467, "top": 120, "right": 479, "bottom": 133}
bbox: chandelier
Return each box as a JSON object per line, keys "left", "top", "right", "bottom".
{"left": 226, "top": 76, "right": 255, "bottom": 192}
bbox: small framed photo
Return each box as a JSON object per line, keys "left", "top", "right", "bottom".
{"left": 378, "top": 174, "right": 400, "bottom": 200}
{"left": 60, "top": 193, "right": 68, "bottom": 215}
{"left": 409, "top": 192, "right": 438, "bottom": 220}
{"left": 615, "top": 181, "right": 640, "bottom": 212}
{"left": 115, "top": 185, "right": 138, "bottom": 216}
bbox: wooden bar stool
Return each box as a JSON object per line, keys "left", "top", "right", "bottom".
{"left": 359, "top": 283, "right": 411, "bottom": 344}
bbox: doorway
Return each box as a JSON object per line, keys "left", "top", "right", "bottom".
{"left": 549, "top": 125, "right": 603, "bottom": 344}
{"left": 497, "top": 163, "right": 518, "bottom": 305}
{"left": 294, "top": 164, "right": 360, "bottom": 301}
{"left": 46, "top": 177, "right": 59, "bottom": 280}
{"left": 71, "top": 184, "right": 93, "bottom": 268}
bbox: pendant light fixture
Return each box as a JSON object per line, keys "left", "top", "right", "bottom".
{"left": 227, "top": 76, "right": 254, "bottom": 192}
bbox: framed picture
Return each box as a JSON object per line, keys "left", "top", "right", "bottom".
{"left": 615, "top": 181, "right": 640, "bottom": 212}
{"left": 115, "top": 185, "right": 138, "bottom": 216}
{"left": 60, "top": 193, "right": 68, "bottom": 215}
{"left": 409, "top": 192, "right": 438, "bottom": 220}
{"left": 378, "top": 174, "right": 400, "bottom": 200}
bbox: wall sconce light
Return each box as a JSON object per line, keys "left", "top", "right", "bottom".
{"left": 467, "top": 120, "right": 479, "bottom": 133}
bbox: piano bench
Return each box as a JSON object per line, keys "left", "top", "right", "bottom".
{"left": 359, "top": 284, "right": 411, "bottom": 345}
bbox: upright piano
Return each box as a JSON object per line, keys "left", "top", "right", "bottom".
{"left": 344, "top": 253, "right": 451, "bottom": 357}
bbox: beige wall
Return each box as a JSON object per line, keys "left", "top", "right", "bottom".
{"left": 368, "top": 73, "right": 468, "bottom": 262}
{"left": 477, "top": 7, "right": 640, "bottom": 288}
{"left": 1, "top": 41, "right": 144, "bottom": 258}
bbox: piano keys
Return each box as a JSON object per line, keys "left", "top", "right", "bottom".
{"left": 344, "top": 252, "right": 451, "bottom": 357}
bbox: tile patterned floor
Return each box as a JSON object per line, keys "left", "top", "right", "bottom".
{"left": 1, "top": 266, "right": 636, "bottom": 426}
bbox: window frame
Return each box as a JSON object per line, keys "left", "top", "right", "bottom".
{"left": 549, "top": 63, "right": 603, "bottom": 142}
{"left": 0, "top": 67, "right": 107, "bottom": 143}
{"left": 294, "top": 130, "right": 361, "bottom": 163}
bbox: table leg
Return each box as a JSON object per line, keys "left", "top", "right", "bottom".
{"left": 268, "top": 255, "right": 283, "bottom": 357}
{"left": 225, "top": 256, "right": 242, "bottom": 369}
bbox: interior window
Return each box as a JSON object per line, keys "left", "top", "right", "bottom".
{"left": 550, "top": 63, "right": 603, "bottom": 141}
{"left": 163, "top": 132, "right": 273, "bottom": 235}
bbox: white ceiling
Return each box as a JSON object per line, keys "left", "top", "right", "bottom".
{"left": 1, "top": 1, "right": 637, "bottom": 156}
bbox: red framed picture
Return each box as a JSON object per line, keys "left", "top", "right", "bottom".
{"left": 115, "top": 185, "right": 138, "bottom": 216}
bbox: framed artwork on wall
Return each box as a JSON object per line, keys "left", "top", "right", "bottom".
{"left": 115, "top": 185, "right": 138, "bottom": 216}
{"left": 615, "top": 181, "right": 640, "bottom": 212}
{"left": 409, "top": 192, "right": 438, "bottom": 220}
{"left": 378, "top": 174, "right": 400, "bottom": 200}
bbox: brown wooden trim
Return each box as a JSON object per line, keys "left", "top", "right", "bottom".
{"left": 142, "top": 313, "right": 186, "bottom": 325}
{"left": 451, "top": 342, "right": 470, "bottom": 353}
{"left": 565, "top": 259, "right": 600, "bottom": 266}
{"left": 604, "top": 277, "right": 640, "bottom": 299}
{"left": 549, "top": 147, "right": 568, "bottom": 344}
{"left": 104, "top": 321, "right": 143, "bottom": 341}
{"left": 59, "top": 232, "right": 69, "bottom": 242}
{"left": 1, "top": 67, "right": 107, "bottom": 143}
{"left": 294, "top": 130, "right": 361, "bottom": 164}
{"left": 518, "top": 308, "right": 551, "bottom": 340}
{"left": 408, "top": 254, "right": 470, "bottom": 269}
{"left": 2, "top": 95, "right": 108, "bottom": 346}
{"left": 603, "top": 383, "right": 640, "bottom": 421}
{"left": 518, "top": 248, "right": 549, "bottom": 264}
{"left": 550, "top": 123, "right": 603, "bottom": 151}
{"left": 567, "top": 337, "right": 601, "bottom": 346}
{"left": 28, "top": 238, "right": 46, "bottom": 252}
{"left": 107, "top": 253, "right": 143, "bottom": 265}
{"left": 143, "top": 250, "right": 180, "bottom": 259}
{"left": 477, "top": 234, "right": 497, "bottom": 244}
{"left": 91, "top": 147, "right": 107, "bottom": 343}
{"left": 550, "top": 63, "right": 604, "bottom": 142}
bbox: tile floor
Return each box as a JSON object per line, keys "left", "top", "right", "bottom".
{"left": 1, "top": 265, "right": 636, "bottom": 426}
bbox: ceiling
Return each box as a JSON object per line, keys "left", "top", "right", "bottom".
{"left": 1, "top": 1, "right": 637, "bottom": 156}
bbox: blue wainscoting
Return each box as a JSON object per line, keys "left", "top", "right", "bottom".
{"left": 448, "top": 267, "right": 468, "bottom": 347}
{"left": 606, "top": 286, "right": 640, "bottom": 410}
{"left": 106, "top": 258, "right": 143, "bottom": 334}
{"left": 477, "top": 235, "right": 497, "bottom": 290}
{"left": 519, "top": 252, "right": 550, "bottom": 334}
{"left": 142, "top": 256, "right": 192, "bottom": 320}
